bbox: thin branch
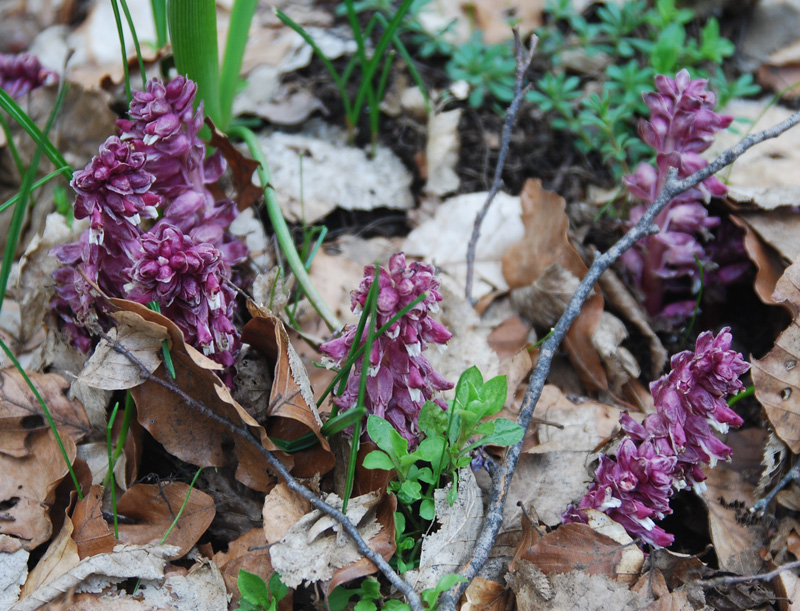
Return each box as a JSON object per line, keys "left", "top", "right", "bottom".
{"left": 439, "top": 106, "right": 800, "bottom": 611}
{"left": 697, "top": 558, "right": 800, "bottom": 588}
{"left": 464, "top": 30, "right": 537, "bottom": 305}
{"left": 753, "top": 459, "right": 800, "bottom": 514}
{"left": 104, "top": 337, "right": 423, "bottom": 611}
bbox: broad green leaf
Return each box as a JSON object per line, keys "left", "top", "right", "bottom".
{"left": 360, "top": 578, "right": 381, "bottom": 599}
{"left": 420, "top": 497, "right": 435, "bottom": 520}
{"left": 363, "top": 449, "right": 396, "bottom": 472}
{"left": 416, "top": 436, "right": 447, "bottom": 473}
{"left": 328, "top": 586, "right": 356, "bottom": 611}
{"left": 455, "top": 366, "right": 482, "bottom": 407}
{"left": 366, "top": 415, "right": 408, "bottom": 465}
{"left": 268, "top": 573, "right": 289, "bottom": 602}
{"left": 464, "top": 418, "right": 524, "bottom": 453}
{"left": 354, "top": 600, "right": 377, "bottom": 611}
{"left": 397, "top": 479, "right": 422, "bottom": 504}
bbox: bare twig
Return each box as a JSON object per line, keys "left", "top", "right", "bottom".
{"left": 464, "top": 30, "right": 537, "bottom": 305}
{"left": 753, "top": 457, "right": 800, "bottom": 514}
{"left": 439, "top": 107, "right": 800, "bottom": 611}
{"left": 104, "top": 337, "right": 423, "bottom": 611}
{"left": 697, "top": 558, "right": 800, "bottom": 588}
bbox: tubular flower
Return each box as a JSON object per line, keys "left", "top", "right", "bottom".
{"left": 621, "top": 70, "right": 746, "bottom": 320}
{"left": 0, "top": 52, "right": 57, "bottom": 98}
{"left": 320, "top": 253, "right": 454, "bottom": 443}
{"left": 563, "top": 327, "right": 749, "bottom": 547}
{"left": 51, "top": 76, "right": 246, "bottom": 372}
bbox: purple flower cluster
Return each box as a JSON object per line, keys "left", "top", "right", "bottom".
{"left": 320, "top": 253, "right": 454, "bottom": 443}
{"left": 0, "top": 52, "right": 57, "bottom": 98}
{"left": 563, "top": 327, "right": 749, "bottom": 547}
{"left": 622, "top": 70, "right": 747, "bottom": 321}
{"left": 51, "top": 76, "right": 247, "bottom": 367}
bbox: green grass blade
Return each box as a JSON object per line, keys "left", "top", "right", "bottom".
{"left": 159, "top": 467, "right": 203, "bottom": 543}
{"left": 0, "top": 166, "right": 71, "bottom": 215}
{"left": 168, "top": 0, "right": 221, "bottom": 124}
{"left": 0, "top": 81, "right": 67, "bottom": 313}
{"left": 151, "top": 0, "right": 168, "bottom": 48}
{"left": 110, "top": 0, "right": 133, "bottom": 103}
{"left": 119, "top": 0, "right": 149, "bottom": 89}
{"left": 0, "top": 337, "right": 83, "bottom": 499}
{"left": 0, "top": 89, "right": 73, "bottom": 179}
{"left": 107, "top": 401, "right": 121, "bottom": 538}
{"left": 219, "top": 0, "right": 258, "bottom": 131}
{"left": 274, "top": 8, "right": 351, "bottom": 119}
{"left": 375, "top": 13, "right": 430, "bottom": 113}
{"left": 0, "top": 113, "right": 25, "bottom": 177}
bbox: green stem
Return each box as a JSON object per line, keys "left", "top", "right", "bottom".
{"left": 104, "top": 392, "right": 136, "bottom": 488}
{"left": 151, "top": 0, "right": 168, "bottom": 48}
{"left": 0, "top": 337, "right": 82, "bottom": 499}
{"left": 107, "top": 401, "right": 121, "bottom": 538}
{"left": 728, "top": 384, "right": 754, "bottom": 406}
{"left": 219, "top": 0, "right": 258, "bottom": 130}
{"left": 227, "top": 124, "right": 341, "bottom": 330}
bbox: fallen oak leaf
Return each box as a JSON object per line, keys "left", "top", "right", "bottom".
{"left": 212, "top": 528, "right": 276, "bottom": 604}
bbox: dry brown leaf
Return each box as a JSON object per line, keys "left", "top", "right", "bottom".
{"left": 502, "top": 179, "right": 607, "bottom": 392}
{"left": 113, "top": 299, "right": 285, "bottom": 493}
{"left": 269, "top": 490, "right": 391, "bottom": 589}
{"left": 583, "top": 510, "right": 644, "bottom": 585}
{"left": 405, "top": 468, "right": 484, "bottom": 592}
{"left": 0, "top": 545, "right": 28, "bottom": 610}
{"left": 487, "top": 314, "right": 532, "bottom": 360}
{"left": 516, "top": 522, "right": 637, "bottom": 581}
{"left": 699, "top": 428, "right": 768, "bottom": 574}
{"left": 20, "top": 506, "right": 79, "bottom": 600}
{"left": 206, "top": 119, "right": 263, "bottom": 211}
{"left": 326, "top": 491, "right": 397, "bottom": 594}
{"left": 403, "top": 191, "right": 524, "bottom": 299}
{"left": 753, "top": 258, "right": 800, "bottom": 450}
{"left": 71, "top": 485, "right": 116, "bottom": 559}
{"left": 591, "top": 312, "right": 640, "bottom": 395}
{"left": 774, "top": 568, "right": 800, "bottom": 611}
{"left": 114, "top": 482, "right": 216, "bottom": 559}
{"left": 462, "top": 576, "right": 511, "bottom": 611}
{"left": 262, "top": 483, "right": 312, "bottom": 544}
{"left": 78, "top": 310, "right": 168, "bottom": 391}
{"left": 472, "top": 0, "right": 543, "bottom": 43}
{"left": 76, "top": 443, "right": 127, "bottom": 491}
{"left": 212, "top": 528, "right": 275, "bottom": 603}
{"left": 736, "top": 209, "right": 800, "bottom": 264}
{"left": 0, "top": 428, "right": 76, "bottom": 551}
{"left": 134, "top": 555, "right": 229, "bottom": 610}
{"left": 0, "top": 369, "right": 89, "bottom": 458}
{"left": 506, "top": 559, "right": 648, "bottom": 611}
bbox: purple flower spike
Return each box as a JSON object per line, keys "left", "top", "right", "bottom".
{"left": 622, "top": 70, "right": 747, "bottom": 320}
{"left": 320, "top": 253, "right": 454, "bottom": 444}
{"left": 0, "top": 52, "right": 57, "bottom": 98}
{"left": 564, "top": 327, "right": 749, "bottom": 547}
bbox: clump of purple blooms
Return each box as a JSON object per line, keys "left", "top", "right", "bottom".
{"left": 320, "top": 253, "right": 454, "bottom": 443}
{"left": 562, "top": 327, "right": 749, "bottom": 547}
{"left": 622, "top": 70, "right": 749, "bottom": 321}
{"left": 51, "top": 76, "right": 247, "bottom": 367}
{"left": 0, "top": 52, "right": 57, "bottom": 98}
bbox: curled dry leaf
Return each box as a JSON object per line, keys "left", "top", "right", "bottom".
{"left": 502, "top": 179, "right": 607, "bottom": 392}
{"left": 77, "top": 310, "right": 168, "bottom": 391}
{"left": 591, "top": 312, "right": 640, "bottom": 395}
{"left": 10, "top": 543, "right": 179, "bottom": 611}
{"left": 20, "top": 506, "right": 79, "bottom": 600}
{"left": 753, "top": 257, "right": 800, "bottom": 451}
{"left": 269, "top": 490, "right": 393, "bottom": 589}
{"left": 730, "top": 215, "right": 788, "bottom": 309}
{"left": 112, "top": 299, "right": 286, "bottom": 493}
{"left": 0, "top": 369, "right": 89, "bottom": 458}
{"left": 242, "top": 304, "right": 334, "bottom": 478}
{"left": 134, "top": 555, "right": 229, "bottom": 611}
{"left": 462, "top": 576, "right": 512, "bottom": 611}
{"left": 206, "top": 119, "right": 262, "bottom": 211}
{"left": 0, "top": 429, "right": 76, "bottom": 552}
{"left": 405, "top": 468, "right": 484, "bottom": 593}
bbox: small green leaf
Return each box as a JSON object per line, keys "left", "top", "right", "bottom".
{"left": 397, "top": 479, "right": 423, "bottom": 504}
{"left": 268, "top": 572, "right": 289, "bottom": 602}
{"left": 419, "top": 401, "right": 447, "bottom": 437}
{"left": 237, "top": 569, "right": 270, "bottom": 605}
{"left": 328, "top": 586, "right": 357, "bottom": 611}
{"left": 354, "top": 600, "right": 378, "bottom": 611}
{"left": 366, "top": 415, "right": 408, "bottom": 471}
{"left": 420, "top": 497, "right": 435, "bottom": 520}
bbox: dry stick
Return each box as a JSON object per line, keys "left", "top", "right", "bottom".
{"left": 439, "top": 108, "right": 800, "bottom": 611}
{"left": 104, "top": 338, "right": 424, "bottom": 611}
{"left": 696, "top": 558, "right": 800, "bottom": 588}
{"left": 464, "top": 30, "right": 537, "bottom": 305}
